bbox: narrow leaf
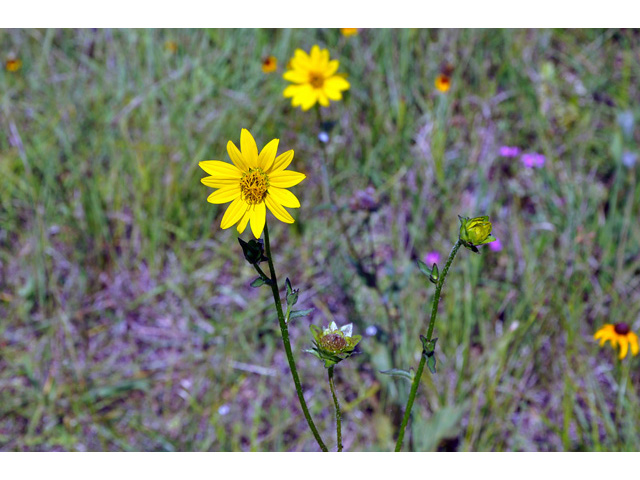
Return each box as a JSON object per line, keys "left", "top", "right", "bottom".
{"left": 288, "top": 308, "right": 314, "bottom": 319}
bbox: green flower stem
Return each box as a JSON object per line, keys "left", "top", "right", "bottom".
{"left": 263, "top": 219, "right": 328, "bottom": 452}
{"left": 395, "top": 238, "right": 463, "bottom": 452}
{"left": 327, "top": 366, "right": 343, "bottom": 452}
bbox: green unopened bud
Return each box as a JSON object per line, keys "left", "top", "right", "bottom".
{"left": 238, "top": 237, "right": 268, "bottom": 265}
{"left": 305, "top": 321, "right": 362, "bottom": 368}
{"left": 458, "top": 215, "right": 496, "bottom": 253}
{"left": 429, "top": 263, "right": 439, "bottom": 284}
{"left": 285, "top": 277, "right": 299, "bottom": 306}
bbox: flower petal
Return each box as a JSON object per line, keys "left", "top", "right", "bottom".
{"left": 269, "top": 170, "right": 306, "bottom": 188}
{"left": 269, "top": 150, "right": 294, "bottom": 173}
{"left": 283, "top": 70, "right": 309, "bottom": 84}
{"left": 237, "top": 208, "right": 251, "bottom": 234}
{"left": 317, "top": 90, "right": 330, "bottom": 107}
{"left": 293, "top": 49, "right": 311, "bottom": 67}
{"left": 240, "top": 129, "right": 259, "bottom": 168}
{"left": 324, "top": 59, "right": 339, "bottom": 77}
{"left": 310, "top": 45, "right": 321, "bottom": 64}
{"left": 249, "top": 202, "right": 266, "bottom": 239}
{"left": 324, "top": 76, "right": 350, "bottom": 92}
{"left": 207, "top": 186, "right": 241, "bottom": 204}
{"left": 199, "top": 160, "right": 242, "bottom": 178}
{"left": 268, "top": 187, "right": 300, "bottom": 208}
{"left": 619, "top": 337, "right": 629, "bottom": 359}
{"left": 266, "top": 195, "right": 294, "bottom": 224}
{"left": 227, "top": 141, "right": 248, "bottom": 171}
{"left": 301, "top": 90, "right": 318, "bottom": 111}
{"left": 201, "top": 175, "right": 240, "bottom": 188}
{"left": 220, "top": 197, "right": 248, "bottom": 229}
{"left": 258, "top": 138, "right": 278, "bottom": 171}
{"left": 629, "top": 332, "right": 639, "bottom": 356}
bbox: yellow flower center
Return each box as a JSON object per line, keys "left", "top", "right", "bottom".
{"left": 319, "top": 333, "right": 347, "bottom": 353}
{"left": 308, "top": 72, "right": 325, "bottom": 89}
{"left": 615, "top": 323, "right": 630, "bottom": 335}
{"left": 240, "top": 168, "right": 269, "bottom": 205}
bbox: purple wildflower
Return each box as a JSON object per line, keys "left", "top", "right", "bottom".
{"left": 424, "top": 251, "right": 441, "bottom": 266}
{"left": 499, "top": 146, "right": 521, "bottom": 158}
{"left": 489, "top": 237, "right": 503, "bottom": 252}
{"left": 521, "top": 152, "right": 545, "bottom": 168}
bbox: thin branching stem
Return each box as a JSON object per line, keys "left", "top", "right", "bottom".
{"left": 263, "top": 220, "right": 328, "bottom": 452}
{"left": 395, "top": 239, "right": 463, "bottom": 452}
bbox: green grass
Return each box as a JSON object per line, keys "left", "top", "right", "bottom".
{"left": 1, "top": 28, "right": 639, "bottom": 451}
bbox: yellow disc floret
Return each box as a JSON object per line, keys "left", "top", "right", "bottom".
{"left": 308, "top": 72, "right": 325, "bottom": 89}
{"left": 240, "top": 168, "right": 269, "bottom": 205}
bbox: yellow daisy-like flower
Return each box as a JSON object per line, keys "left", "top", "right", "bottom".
{"left": 261, "top": 56, "right": 277, "bottom": 73}
{"left": 340, "top": 28, "right": 359, "bottom": 37}
{"left": 594, "top": 323, "right": 639, "bottom": 360}
{"left": 283, "top": 45, "right": 350, "bottom": 111}
{"left": 199, "top": 129, "right": 305, "bottom": 239}
{"left": 435, "top": 74, "right": 451, "bottom": 93}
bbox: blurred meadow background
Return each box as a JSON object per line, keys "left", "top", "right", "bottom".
{"left": 1, "top": 28, "right": 640, "bottom": 452}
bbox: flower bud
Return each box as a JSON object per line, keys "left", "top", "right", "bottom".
{"left": 238, "top": 237, "right": 268, "bottom": 265}
{"left": 458, "top": 215, "right": 496, "bottom": 253}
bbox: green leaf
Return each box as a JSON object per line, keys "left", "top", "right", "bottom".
{"left": 379, "top": 368, "right": 415, "bottom": 383}
{"left": 250, "top": 277, "right": 267, "bottom": 288}
{"left": 426, "top": 353, "right": 437, "bottom": 374}
{"left": 417, "top": 260, "right": 432, "bottom": 278}
{"left": 289, "top": 308, "right": 314, "bottom": 319}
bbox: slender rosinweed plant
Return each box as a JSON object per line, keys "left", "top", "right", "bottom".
{"left": 199, "top": 129, "right": 329, "bottom": 451}
{"left": 394, "top": 215, "right": 496, "bottom": 451}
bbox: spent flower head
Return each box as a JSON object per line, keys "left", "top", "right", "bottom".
{"left": 199, "top": 129, "right": 305, "bottom": 239}
{"left": 283, "top": 45, "right": 350, "bottom": 111}
{"left": 306, "top": 321, "right": 362, "bottom": 368}
{"left": 458, "top": 215, "right": 496, "bottom": 253}
{"left": 594, "top": 323, "right": 639, "bottom": 360}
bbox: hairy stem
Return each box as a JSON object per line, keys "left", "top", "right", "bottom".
{"left": 395, "top": 239, "right": 463, "bottom": 452}
{"left": 263, "top": 220, "right": 328, "bottom": 452}
{"left": 328, "top": 366, "right": 343, "bottom": 452}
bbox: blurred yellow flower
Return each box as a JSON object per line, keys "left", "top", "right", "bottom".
{"left": 340, "top": 28, "right": 359, "bottom": 37}
{"left": 6, "top": 58, "right": 22, "bottom": 72}
{"left": 435, "top": 74, "right": 451, "bottom": 93}
{"left": 594, "top": 323, "right": 639, "bottom": 360}
{"left": 164, "top": 41, "right": 178, "bottom": 54}
{"left": 261, "top": 56, "right": 277, "bottom": 73}
{"left": 283, "top": 45, "right": 350, "bottom": 111}
{"left": 199, "top": 129, "right": 305, "bottom": 239}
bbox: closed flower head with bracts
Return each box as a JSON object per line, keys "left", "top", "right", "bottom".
{"left": 458, "top": 215, "right": 496, "bottom": 253}
{"left": 199, "top": 129, "right": 306, "bottom": 239}
{"left": 306, "top": 321, "right": 362, "bottom": 368}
